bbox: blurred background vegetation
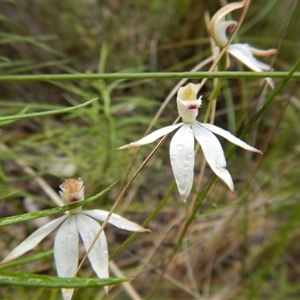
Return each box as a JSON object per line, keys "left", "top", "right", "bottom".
{"left": 0, "top": 0, "right": 300, "bottom": 299}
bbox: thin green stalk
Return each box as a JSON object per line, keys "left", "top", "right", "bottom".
{"left": 0, "top": 72, "right": 298, "bottom": 82}
{"left": 0, "top": 270, "right": 126, "bottom": 288}
{"left": 203, "top": 78, "right": 224, "bottom": 122}
{"left": 203, "top": 46, "right": 227, "bottom": 122}
{"left": 0, "top": 97, "right": 98, "bottom": 122}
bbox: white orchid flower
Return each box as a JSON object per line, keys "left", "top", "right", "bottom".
{"left": 208, "top": 1, "right": 277, "bottom": 88}
{"left": 1, "top": 178, "right": 149, "bottom": 300}
{"left": 120, "top": 83, "right": 262, "bottom": 202}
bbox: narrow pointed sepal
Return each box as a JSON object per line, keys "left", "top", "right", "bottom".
{"left": 76, "top": 214, "right": 109, "bottom": 293}
{"left": 119, "top": 123, "right": 182, "bottom": 149}
{"left": 200, "top": 123, "right": 262, "bottom": 154}
{"left": 170, "top": 124, "right": 195, "bottom": 202}
{"left": 54, "top": 215, "right": 79, "bottom": 300}
{"left": 192, "top": 123, "right": 234, "bottom": 191}
{"left": 1, "top": 215, "right": 67, "bottom": 264}
{"left": 61, "top": 289, "right": 74, "bottom": 300}
{"left": 228, "top": 43, "right": 276, "bottom": 89}
{"left": 83, "top": 210, "right": 150, "bottom": 232}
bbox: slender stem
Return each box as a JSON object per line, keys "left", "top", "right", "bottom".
{"left": 0, "top": 72, "right": 298, "bottom": 82}
{"left": 203, "top": 78, "right": 224, "bottom": 122}
{"left": 0, "top": 97, "right": 98, "bottom": 122}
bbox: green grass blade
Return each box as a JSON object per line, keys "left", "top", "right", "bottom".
{"left": 0, "top": 270, "right": 127, "bottom": 288}
{"left": 0, "top": 97, "right": 98, "bottom": 123}
{"left": 0, "top": 71, "right": 299, "bottom": 82}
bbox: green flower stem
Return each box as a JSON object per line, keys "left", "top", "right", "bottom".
{"left": 0, "top": 270, "right": 126, "bottom": 288}
{"left": 203, "top": 78, "right": 224, "bottom": 122}
{"left": 0, "top": 250, "right": 53, "bottom": 270}
{"left": 173, "top": 179, "right": 213, "bottom": 255}
{"left": 0, "top": 97, "right": 98, "bottom": 122}
{"left": 0, "top": 72, "right": 298, "bottom": 82}
{"left": 163, "top": 177, "right": 248, "bottom": 281}
{"left": 204, "top": 51, "right": 227, "bottom": 122}
{"left": 109, "top": 181, "right": 176, "bottom": 260}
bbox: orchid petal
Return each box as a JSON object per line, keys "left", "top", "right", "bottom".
{"left": 200, "top": 123, "right": 262, "bottom": 154}
{"left": 228, "top": 44, "right": 272, "bottom": 71}
{"left": 54, "top": 215, "right": 79, "bottom": 300}
{"left": 119, "top": 123, "right": 183, "bottom": 149}
{"left": 83, "top": 210, "right": 150, "bottom": 232}
{"left": 248, "top": 46, "right": 277, "bottom": 57}
{"left": 192, "top": 123, "right": 234, "bottom": 191}
{"left": 76, "top": 214, "right": 109, "bottom": 293}
{"left": 1, "top": 215, "right": 67, "bottom": 264}
{"left": 170, "top": 124, "right": 195, "bottom": 202}
{"left": 228, "top": 43, "right": 275, "bottom": 88}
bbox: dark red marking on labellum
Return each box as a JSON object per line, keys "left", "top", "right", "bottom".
{"left": 70, "top": 197, "right": 79, "bottom": 203}
{"left": 226, "top": 23, "right": 237, "bottom": 32}
{"left": 188, "top": 104, "right": 197, "bottom": 110}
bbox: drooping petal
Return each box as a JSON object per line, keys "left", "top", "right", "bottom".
{"left": 228, "top": 44, "right": 272, "bottom": 71}
{"left": 1, "top": 215, "right": 67, "bottom": 264}
{"left": 249, "top": 46, "right": 277, "bottom": 58}
{"left": 192, "top": 123, "right": 234, "bottom": 191}
{"left": 118, "top": 123, "right": 183, "bottom": 149}
{"left": 228, "top": 44, "right": 275, "bottom": 88}
{"left": 76, "top": 213, "right": 109, "bottom": 293}
{"left": 83, "top": 210, "right": 150, "bottom": 232}
{"left": 54, "top": 215, "right": 79, "bottom": 300}
{"left": 170, "top": 124, "right": 195, "bottom": 202}
{"left": 200, "top": 123, "right": 262, "bottom": 154}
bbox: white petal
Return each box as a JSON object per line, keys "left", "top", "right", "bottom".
{"left": 119, "top": 123, "right": 183, "bottom": 149}
{"left": 61, "top": 289, "right": 74, "bottom": 300}
{"left": 54, "top": 215, "right": 79, "bottom": 300}
{"left": 248, "top": 46, "right": 277, "bottom": 57}
{"left": 76, "top": 214, "right": 109, "bottom": 293}
{"left": 1, "top": 215, "right": 67, "bottom": 264}
{"left": 192, "top": 123, "right": 234, "bottom": 191}
{"left": 83, "top": 210, "right": 150, "bottom": 232}
{"left": 228, "top": 44, "right": 271, "bottom": 72}
{"left": 228, "top": 44, "right": 275, "bottom": 88}
{"left": 200, "top": 123, "right": 262, "bottom": 153}
{"left": 170, "top": 124, "right": 195, "bottom": 202}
